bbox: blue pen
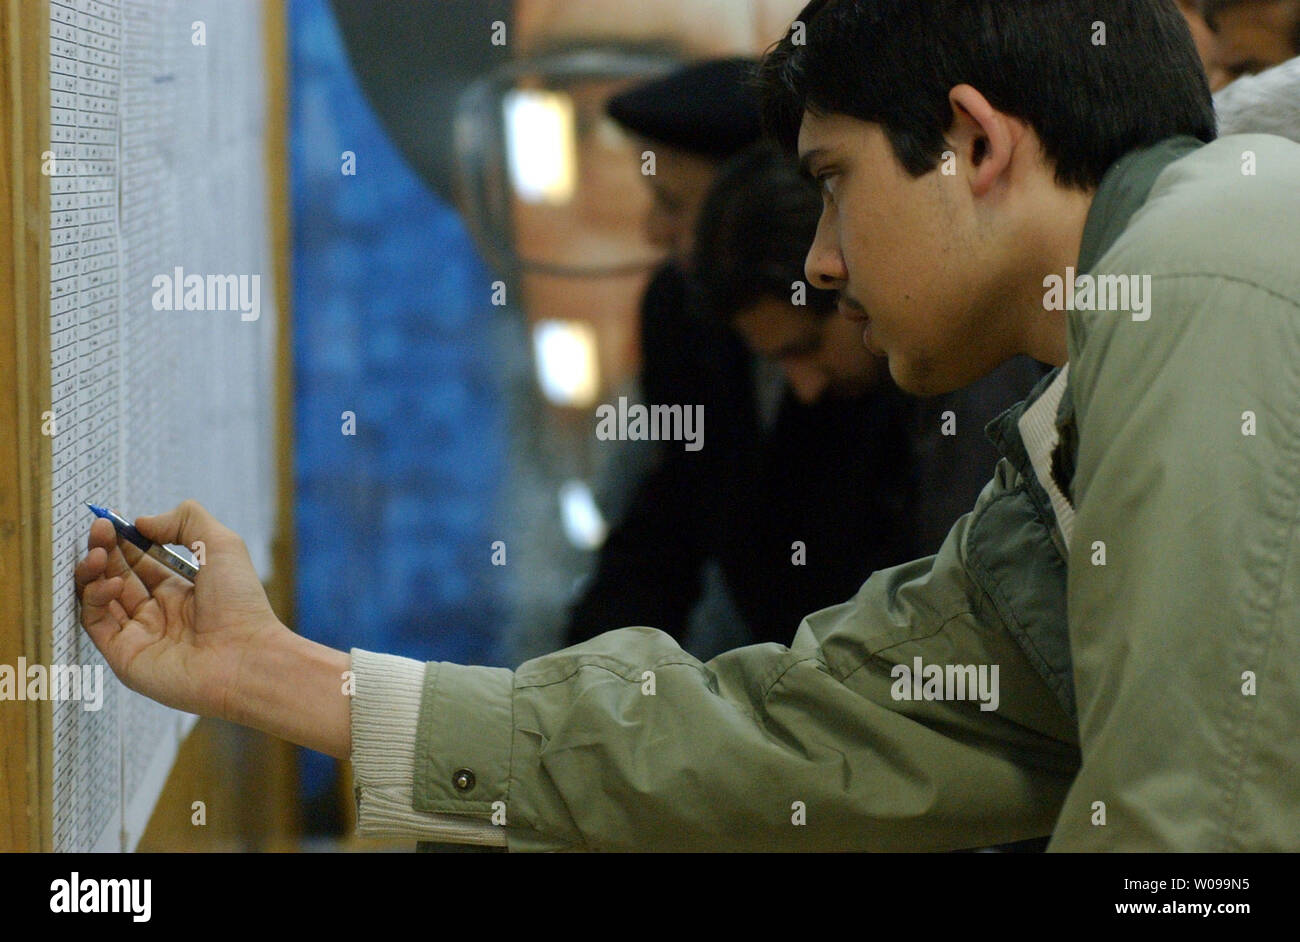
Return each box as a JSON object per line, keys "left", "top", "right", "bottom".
{"left": 85, "top": 502, "right": 200, "bottom": 582}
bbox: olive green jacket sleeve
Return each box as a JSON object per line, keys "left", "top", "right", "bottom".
{"left": 1047, "top": 135, "right": 1300, "bottom": 850}
{"left": 351, "top": 477, "right": 1081, "bottom": 852}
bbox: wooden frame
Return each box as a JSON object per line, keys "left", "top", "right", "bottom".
{"left": 1, "top": 0, "right": 52, "bottom": 853}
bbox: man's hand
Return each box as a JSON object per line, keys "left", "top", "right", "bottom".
{"left": 75, "top": 499, "right": 283, "bottom": 722}
{"left": 76, "top": 499, "right": 353, "bottom": 757}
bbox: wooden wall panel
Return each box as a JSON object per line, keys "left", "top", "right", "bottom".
{"left": 0, "top": 0, "right": 52, "bottom": 854}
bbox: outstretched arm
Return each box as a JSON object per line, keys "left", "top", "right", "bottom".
{"left": 81, "top": 492, "right": 1080, "bottom": 850}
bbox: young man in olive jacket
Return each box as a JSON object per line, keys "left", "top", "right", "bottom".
{"left": 77, "top": 0, "right": 1300, "bottom": 850}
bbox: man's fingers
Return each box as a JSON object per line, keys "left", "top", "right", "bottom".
{"left": 80, "top": 518, "right": 176, "bottom": 615}
{"left": 135, "top": 498, "right": 223, "bottom": 550}
{"left": 83, "top": 575, "right": 123, "bottom": 606}
{"left": 75, "top": 545, "right": 108, "bottom": 589}
{"left": 118, "top": 537, "right": 184, "bottom": 594}
{"left": 86, "top": 517, "right": 117, "bottom": 555}
{"left": 88, "top": 517, "right": 158, "bottom": 614}
{"left": 79, "top": 574, "right": 125, "bottom": 646}
{"left": 75, "top": 546, "right": 119, "bottom": 641}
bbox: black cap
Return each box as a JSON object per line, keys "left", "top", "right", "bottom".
{"left": 606, "top": 58, "right": 763, "bottom": 161}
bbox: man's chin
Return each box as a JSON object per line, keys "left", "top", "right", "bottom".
{"left": 892, "top": 354, "right": 1012, "bottom": 398}
{"left": 887, "top": 357, "right": 960, "bottom": 398}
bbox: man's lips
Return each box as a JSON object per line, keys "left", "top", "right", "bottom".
{"left": 841, "top": 297, "right": 885, "bottom": 356}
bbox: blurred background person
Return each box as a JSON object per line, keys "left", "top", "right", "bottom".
{"left": 1178, "top": 0, "right": 1233, "bottom": 88}
{"left": 694, "top": 143, "right": 889, "bottom": 408}
{"left": 561, "top": 58, "right": 778, "bottom": 655}
{"left": 596, "top": 58, "right": 766, "bottom": 519}
{"left": 568, "top": 139, "right": 915, "bottom": 653}
{"left": 1176, "top": 0, "right": 1299, "bottom": 138}
{"left": 611, "top": 59, "right": 762, "bottom": 267}
{"left": 1202, "top": 0, "right": 1300, "bottom": 84}
{"left": 567, "top": 141, "right": 1048, "bottom": 655}
{"left": 1201, "top": 0, "right": 1300, "bottom": 141}
{"left": 695, "top": 143, "right": 1052, "bottom": 558}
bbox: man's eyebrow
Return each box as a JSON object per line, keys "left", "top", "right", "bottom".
{"left": 798, "top": 147, "right": 828, "bottom": 179}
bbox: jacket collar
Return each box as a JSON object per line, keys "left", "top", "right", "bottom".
{"left": 983, "top": 135, "right": 1208, "bottom": 533}
{"left": 1077, "top": 135, "right": 1205, "bottom": 272}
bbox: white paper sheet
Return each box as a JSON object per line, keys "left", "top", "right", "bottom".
{"left": 49, "top": 0, "right": 276, "bottom": 852}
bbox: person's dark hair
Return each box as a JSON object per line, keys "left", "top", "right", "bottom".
{"left": 758, "top": 0, "right": 1217, "bottom": 191}
{"left": 691, "top": 141, "right": 836, "bottom": 322}
{"left": 1203, "top": 0, "right": 1300, "bottom": 53}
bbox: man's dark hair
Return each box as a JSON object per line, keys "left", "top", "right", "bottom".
{"left": 759, "top": 0, "right": 1217, "bottom": 190}
{"left": 1202, "top": 0, "right": 1300, "bottom": 53}
{"left": 691, "top": 141, "right": 836, "bottom": 321}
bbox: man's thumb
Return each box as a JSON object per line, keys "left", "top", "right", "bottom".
{"left": 135, "top": 499, "right": 221, "bottom": 549}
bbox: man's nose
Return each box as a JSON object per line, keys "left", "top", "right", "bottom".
{"left": 805, "top": 215, "right": 846, "bottom": 291}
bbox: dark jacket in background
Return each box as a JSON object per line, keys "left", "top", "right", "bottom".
{"left": 566, "top": 263, "right": 1047, "bottom": 648}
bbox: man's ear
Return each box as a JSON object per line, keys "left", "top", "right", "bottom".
{"left": 946, "top": 84, "right": 1020, "bottom": 198}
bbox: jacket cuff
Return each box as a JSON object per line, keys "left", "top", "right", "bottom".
{"left": 412, "top": 661, "right": 515, "bottom": 814}
{"left": 349, "top": 649, "right": 506, "bottom": 846}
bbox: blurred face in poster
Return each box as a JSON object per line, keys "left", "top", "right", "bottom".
{"left": 639, "top": 140, "right": 721, "bottom": 265}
